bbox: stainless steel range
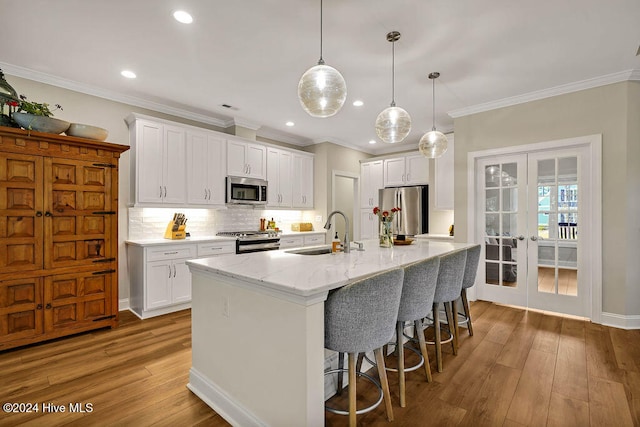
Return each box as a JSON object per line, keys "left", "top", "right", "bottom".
{"left": 216, "top": 231, "right": 280, "bottom": 254}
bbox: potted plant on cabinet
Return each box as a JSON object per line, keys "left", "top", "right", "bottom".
{"left": 12, "top": 94, "right": 70, "bottom": 134}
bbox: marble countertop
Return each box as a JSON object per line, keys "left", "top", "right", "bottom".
{"left": 187, "top": 239, "right": 474, "bottom": 299}
{"left": 414, "top": 233, "right": 455, "bottom": 240}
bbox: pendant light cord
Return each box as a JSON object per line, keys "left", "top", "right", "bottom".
{"left": 432, "top": 77, "right": 436, "bottom": 131}
{"left": 391, "top": 39, "right": 396, "bottom": 106}
{"left": 318, "top": 0, "right": 324, "bottom": 64}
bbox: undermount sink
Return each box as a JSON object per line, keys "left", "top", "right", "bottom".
{"left": 285, "top": 245, "right": 333, "bottom": 256}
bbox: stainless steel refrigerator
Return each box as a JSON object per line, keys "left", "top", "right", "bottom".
{"left": 378, "top": 186, "right": 428, "bottom": 236}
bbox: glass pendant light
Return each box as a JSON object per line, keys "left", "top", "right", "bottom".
{"left": 419, "top": 72, "right": 448, "bottom": 158}
{"left": 298, "top": 0, "right": 347, "bottom": 118}
{"left": 375, "top": 31, "right": 411, "bottom": 144}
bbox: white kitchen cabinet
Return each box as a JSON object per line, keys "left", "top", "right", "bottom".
{"left": 129, "top": 118, "right": 187, "bottom": 205}
{"left": 279, "top": 235, "right": 304, "bottom": 249}
{"left": 360, "top": 209, "right": 379, "bottom": 240}
{"left": 127, "top": 240, "right": 235, "bottom": 319}
{"left": 434, "top": 134, "right": 454, "bottom": 210}
{"left": 360, "top": 160, "right": 384, "bottom": 208}
{"left": 292, "top": 153, "right": 314, "bottom": 208}
{"left": 187, "top": 131, "right": 226, "bottom": 205}
{"left": 227, "top": 138, "right": 267, "bottom": 179}
{"left": 267, "top": 147, "right": 293, "bottom": 207}
{"left": 383, "top": 154, "right": 429, "bottom": 187}
{"left": 303, "top": 233, "right": 325, "bottom": 246}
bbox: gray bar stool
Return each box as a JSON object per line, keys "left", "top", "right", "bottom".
{"left": 394, "top": 256, "right": 440, "bottom": 407}
{"left": 431, "top": 249, "right": 467, "bottom": 372}
{"left": 459, "top": 244, "right": 481, "bottom": 336}
{"left": 324, "top": 268, "right": 404, "bottom": 426}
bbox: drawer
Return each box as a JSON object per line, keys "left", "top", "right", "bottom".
{"left": 146, "top": 244, "right": 196, "bottom": 261}
{"left": 197, "top": 241, "right": 235, "bottom": 257}
{"left": 304, "top": 234, "right": 325, "bottom": 246}
{"left": 279, "top": 236, "right": 304, "bottom": 249}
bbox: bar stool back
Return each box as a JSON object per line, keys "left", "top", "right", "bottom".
{"left": 460, "top": 244, "right": 481, "bottom": 336}
{"left": 432, "top": 249, "right": 467, "bottom": 372}
{"left": 325, "top": 268, "right": 404, "bottom": 426}
{"left": 394, "top": 256, "right": 440, "bottom": 407}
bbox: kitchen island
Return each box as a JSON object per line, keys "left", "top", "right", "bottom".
{"left": 186, "top": 239, "right": 475, "bottom": 427}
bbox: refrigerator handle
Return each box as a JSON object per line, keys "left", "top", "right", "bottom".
{"left": 397, "top": 190, "right": 402, "bottom": 234}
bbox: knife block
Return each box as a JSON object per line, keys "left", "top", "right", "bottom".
{"left": 164, "top": 222, "right": 186, "bottom": 240}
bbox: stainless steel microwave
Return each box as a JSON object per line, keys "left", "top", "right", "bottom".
{"left": 226, "top": 176, "right": 268, "bottom": 205}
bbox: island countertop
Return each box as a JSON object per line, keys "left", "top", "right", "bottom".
{"left": 186, "top": 238, "right": 474, "bottom": 301}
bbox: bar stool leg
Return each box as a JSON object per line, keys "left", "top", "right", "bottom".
{"left": 374, "top": 347, "right": 394, "bottom": 422}
{"left": 444, "top": 302, "right": 457, "bottom": 355}
{"left": 396, "top": 321, "right": 406, "bottom": 407}
{"left": 414, "top": 319, "right": 432, "bottom": 382}
{"left": 452, "top": 299, "right": 460, "bottom": 352}
{"left": 461, "top": 289, "right": 473, "bottom": 336}
{"left": 348, "top": 352, "right": 357, "bottom": 427}
{"left": 337, "top": 352, "right": 345, "bottom": 395}
{"left": 433, "top": 303, "right": 443, "bottom": 372}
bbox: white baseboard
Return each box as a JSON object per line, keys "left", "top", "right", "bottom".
{"left": 119, "top": 298, "right": 129, "bottom": 311}
{"left": 187, "top": 367, "right": 266, "bottom": 427}
{"left": 601, "top": 312, "right": 640, "bottom": 330}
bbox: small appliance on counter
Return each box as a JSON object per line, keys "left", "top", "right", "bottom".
{"left": 164, "top": 213, "right": 187, "bottom": 239}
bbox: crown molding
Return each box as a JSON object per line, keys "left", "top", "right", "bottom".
{"left": 257, "top": 127, "right": 313, "bottom": 146}
{"left": 449, "top": 69, "right": 640, "bottom": 118}
{"left": 229, "top": 117, "right": 262, "bottom": 131}
{"left": 0, "top": 61, "right": 230, "bottom": 128}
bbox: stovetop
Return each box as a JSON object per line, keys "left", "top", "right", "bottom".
{"left": 217, "top": 230, "right": 279, "bottom": 240}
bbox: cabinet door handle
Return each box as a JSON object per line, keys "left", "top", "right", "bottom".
{"left": 164, "top": 251, "right": 179, "bottom": 255}
{"left": 164, "top": 186, "right": 167, "bottom": 198}
{"left": 160, "top": 186, "right": 163, "bottom": 198}
{"left": 204, "top": 188, "right": 208, "bottom": 199}
{"left": 36, "top": 211, "right": 43, "bottom": 217}
{"left": 168, "top": 265, "right": 172, "bottom": 278}
{"left": 46, "top": 303, "right": 52, "bottom": 309}
{"left": 45, "top": 211, "right": 52, "bottom": 217}
{"left": 407, "top": 173, "right": 411, "bottom": 182}
{"left": 173, "top": 265, "right": 177, "bottom": 278}
{"left": 207, "top": 189, "right": 211, "bottom": 200}
{"left": 37, "top": 304, "right": 43, "bottom": 310}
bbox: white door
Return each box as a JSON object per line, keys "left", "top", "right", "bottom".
{"left": 163, "top": 125, "right": 186, "bottom": 204}
{"left": 527, "top": 148, "right": 590, "bottom": 316}
{"left": 476, "top": 146, "right": 592, "bottom": 317}
{"left": 476, "top": 155, "right": 529, "bottom": 307}
{"left": 146, "top": 261, "right": 172, "bottom": 310}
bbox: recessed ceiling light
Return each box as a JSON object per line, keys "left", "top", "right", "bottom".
{"left": 121, "top": 70, "right": 136, "bottom": 79}
{"left": 369, "top": 140, "right": 377, "bottom": 144}
{"left": 286, "top": 121, "right": 295, "bottom": 127}
{"left": 173, "top": 10, "right": 193, "bottom": 24}
{"left": 353, "top": 100, "right": 364, "bottom": 107}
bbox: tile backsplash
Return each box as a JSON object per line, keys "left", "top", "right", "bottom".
{"left": 128, "top": 207, "right": 321, "bottom": 240}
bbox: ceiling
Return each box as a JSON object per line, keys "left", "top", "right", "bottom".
{"left": 1, "top": 0, "right": 639, "bottom": 154}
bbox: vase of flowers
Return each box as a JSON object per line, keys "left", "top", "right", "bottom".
{"left": 373, "top": 206, "right": 401, "bottom": 248}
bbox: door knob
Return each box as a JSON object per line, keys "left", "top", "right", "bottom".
{"left": 530, "top": 236, "right": 538, "bottom": 241}
{"left": 517, "top": 235, "right": 525, "bottom": 240}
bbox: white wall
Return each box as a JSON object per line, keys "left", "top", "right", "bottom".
{"left": 453, "top": 81, "right": 640, "bottom": 317}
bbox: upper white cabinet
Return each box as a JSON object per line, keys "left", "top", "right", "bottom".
{"left": 360, "top": 160, "right": 384, "bottom": 208}
{"left": 383, "top": 154, "right": 429, "bottom": 187}
{"left": 227, "top": 138, "right": 267, "bottom": 179}
{"left": 128, "top": 117, "right": 187, "bottom": 205}
{"left": 186, "top": 131, "right": 226, "bottom": 206}
{"left": 434, "top": 134, "right": 454, "bottom": 210}
{"left": 292, "top": 154, "right": 314, "bottom": 208}
{"left": 267, "top": 147, "right": 293, "bottom": 207}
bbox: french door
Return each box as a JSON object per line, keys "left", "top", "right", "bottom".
{"left": 476, "top": 146, "right": 591, "bottom": 317}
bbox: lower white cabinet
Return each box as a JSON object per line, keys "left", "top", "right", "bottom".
{"left": 279, "top": 233, "right": 326, "bottom": 249}
{"left": 127, "top": 240, "right": 234, "bottom": 319}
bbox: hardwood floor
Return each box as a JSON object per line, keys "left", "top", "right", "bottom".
{"left": 1, "top": 302, "right": 638, "bottom": 426}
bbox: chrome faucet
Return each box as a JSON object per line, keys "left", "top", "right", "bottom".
{"left": 324, "top": 210, "right": 350, "bottom": 253}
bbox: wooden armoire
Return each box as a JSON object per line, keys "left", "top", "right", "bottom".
{"left": 0, "top": 127, "right": 129, "bottom": 350}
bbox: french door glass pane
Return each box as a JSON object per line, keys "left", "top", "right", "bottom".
{"left": 484, "top": 161, "right": 520, "bottom": 288}
{"left": 536, "top": 156, "right": 578, "bottom": 297}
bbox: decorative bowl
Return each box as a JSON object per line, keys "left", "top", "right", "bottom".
{"left": 66, "top": 123, "right": 109, "bottom": 141}
{"left": 12, "top": 112, "right": 70, "bottom": 134}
